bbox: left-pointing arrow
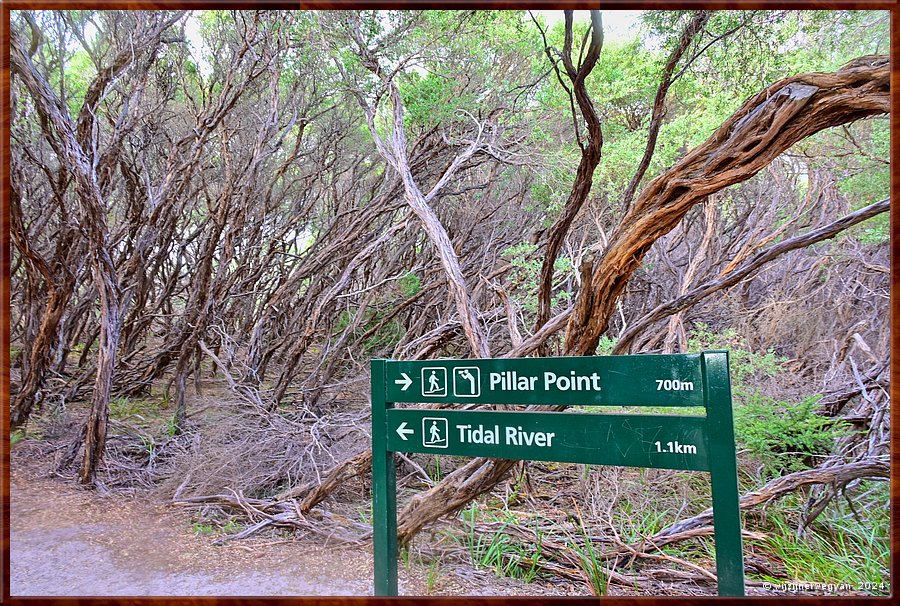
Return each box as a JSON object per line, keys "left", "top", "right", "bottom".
{"left": 394, "top": 372, "right": 412, "bottom": 391}
{"left": 396, "top": 421, "right": 414, "bottom": 441}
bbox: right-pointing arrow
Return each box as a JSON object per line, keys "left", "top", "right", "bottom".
{"left": 394, "top": 373, "right": 412, "bottom": 391}
{"left": 396, "top": 421, "right": 414, "bottom": 441}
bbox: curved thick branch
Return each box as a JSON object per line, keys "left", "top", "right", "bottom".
{"left": 565, "top": 57, "right": 889, "bottom": 355}
{"left": 653, "top": 458, "right": 888, "bottom": 540}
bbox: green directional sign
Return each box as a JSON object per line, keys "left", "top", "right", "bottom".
{"left": 387, "top": 409, "right": 710, "bottom": 471}
{"left": 371, "top": 351, "right": 744, "bottom": 597}
{"left": 385, "top": 354, "right": 706, "bottom": 406}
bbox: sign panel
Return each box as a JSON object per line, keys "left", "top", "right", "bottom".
{"left": 371, "top": 351, "right": 744, "bottom": 597}
{"left": 384, "top": 354, "right": 705, "bottom": 406}
{"left": 386, "top": 409, "right": 710, "bottom": 471}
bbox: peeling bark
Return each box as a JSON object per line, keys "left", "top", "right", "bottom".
{"left": 565, "top": 58, "right": 889, "bottom": 355}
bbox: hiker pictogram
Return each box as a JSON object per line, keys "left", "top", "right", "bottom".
{"left": 420, "top": 367, "right": 447, "bottom": 396}
{"left": 421, "top": 417, "right": 448, "bottom": 448}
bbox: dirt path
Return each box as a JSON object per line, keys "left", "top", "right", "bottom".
{"left": 9, "top": 465, "right": 569, "bottom": 597}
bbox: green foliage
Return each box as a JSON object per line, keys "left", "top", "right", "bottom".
{"left": 398, "top": 271, "right": 422, "bottom": 298}
{"left": 399, "top": 546, "right": 411, "bottom": 569}
{"left": 643, "top": 11, "right": 887, "bottom": 100}
{"left": 11, "top": 430, "right": 25, "bottom": 446}
{"left": 795, "top": 118, "right": 889, "bottom": 246}
{"left": 458, "top": 503, "right": 545, "bottom": 584}
{"left": 592, "top": 40, "right": 661, "bottom": 131}
{"left": 841, "top": 121, "right": 889, "bottom": 245}
{"left": 427, "top": 456, "right": 442, "bottom": 483}
{"left": 137, "top": 434, "right": 156, "bottom": 459}
{"left": 840, "top": 126, "right": 888, "bottom": 195}
{"left": 687, "top": 323, "right": 845, "bottom": 478}
{"left": 687, "top": 323, "right": 782, "bottom": 389}
{"left": 613, "top": 496, "right": 682, "bottom": 542}
{"left": 568, "top": 508, "right": 609, "bottom": 596}
{"left": 525, "top": 154, "right": 581, "bottom": 220}
{"left": 425, "top": 559, "right": 441, "bottom": 594}
{"left": 109, "top": 396, "right": 142, "bottom": 420}
{"left": 399, "top": 71, "right": 473, "bottom": 131}
{"left": 191, "top": 516, "right": 243, "bottom": 537}
{"left": 473, "top": 525, "right": 518, "bottom": 577}
{"left": 781, "top": 11, "right": 889, "bottom": 73}
{"left": 502, "top": 242, "right": 572, "bottom": 314}
{"left": 221, "top": 519, "right": 243, "bottom": 534}
{"left": 569, "top": 541, "right": 608, "bottom": 595}
{"left": 748, "top": 490, "right": 889, "bottom": 594}
{"left": 590, "top": 10, "right": 889, "bottom": 207}
{"left": 108, "top": 396, "right": 179, "bottom": 440}
{"left": 854, "top": 216, "right": 889, "bottom": 246}
{"left": 587, "top": 29, "right": 756, "bottom": 204}
{"left": 70, "top": 341, "right": 94, "bottom": 355}
{"left": 59, "top": 50, "right": 95, "bottom": 116}
{"left": 400, "top": 547, "right": 443, "bottom": 595}
{"left": 192, "top": 522, "right": 216, "bottom": 536}
{"left": 596, "top": 336, "right": 616, "bottom": 356}
{"left": 164, "top": 413, "right": 179, "bottom": 437}
{"left": 735, "top": 394, "right": 848, "bottom": 477}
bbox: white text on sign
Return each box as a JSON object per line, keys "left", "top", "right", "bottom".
{"left": 456, "top": 424, "right": 556, "bottom": 447}
{"left": 489, "top": 370, "right": 602, "bottom": 392}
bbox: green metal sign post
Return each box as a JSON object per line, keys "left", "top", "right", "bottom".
{"left": 371, "top": 351, "right": 744, "bottom": 596}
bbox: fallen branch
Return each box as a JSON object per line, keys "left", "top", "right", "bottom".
{"left": 653, "top": 457, "right": 889, "bottom": 540}
{"left": 817, "top": 358, "right": 889, "bottom": 416}
{"left": 275, "top": 450, "right": 373, "bottom": 511}
{"left": 174, "top": 491, "right": 371, "bottom": 545}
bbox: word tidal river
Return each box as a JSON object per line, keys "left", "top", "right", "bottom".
{"left": 489, "top": 370, "right": 602, "bottom": 391}
{"left": 457, "top": 424, "right": 555, "bottom": 447}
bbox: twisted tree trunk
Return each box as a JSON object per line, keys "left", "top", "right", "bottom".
{"left": 10, "top": 16, "right": 181, "bottom": 483}
{"left": 533, "top": 11, "right": 604, "bottom": 349}
{"left": 9, "top": 182, "right": 83, "bottom": 428}
{"left": 565, "top": 57, "right": 889, "bottom": 355}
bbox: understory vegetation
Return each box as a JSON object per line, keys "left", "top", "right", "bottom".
{"left": 9, "top": 8, "right": 889, "bottom": 596}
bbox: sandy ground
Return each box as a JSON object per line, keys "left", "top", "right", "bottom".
{"left": 9, "top": 463, "right": 572, "bottom": 597}
{"left": 9, "top": 454, "right": 836, "bottom": 598}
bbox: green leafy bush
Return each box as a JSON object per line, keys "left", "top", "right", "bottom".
{"left": 735, "top": 394, "right": 848, "bottom": 477}
{"left": 398, "top": 271, "right": 422, "bottom": 298}
{"left": 687, "top": 323, "right": 844, "bottom": 478}
{"left": 749, "top": 487, "right": 890, "bottom": 594}
{"left": 502, "top": 242, "right": 572, "bottom": 314}
{"left": 687, "top": 322, "right": 782, "bottom": 389}
{"left": 596, "top": 336, "right": 616, "bottom": 356}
